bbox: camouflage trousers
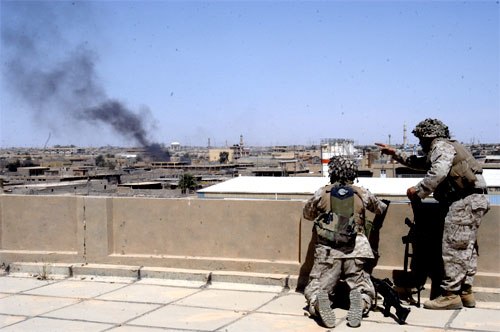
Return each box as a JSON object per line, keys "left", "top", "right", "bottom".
{"left": 304, "top": 244, "right": 375, "bottom": 311}
{"left": 442, "top": 193, "right": 490, "bottom": 292}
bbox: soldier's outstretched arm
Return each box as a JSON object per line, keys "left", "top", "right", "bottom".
{"left": 375, "top": 142, "right": 396, "bottom": 156}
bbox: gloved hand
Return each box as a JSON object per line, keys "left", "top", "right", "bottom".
{"left": 406, "top": 187, "right": 420, "bottom": 202}
{"left": 375, "top": 142, "right": 396, "bottom": 156}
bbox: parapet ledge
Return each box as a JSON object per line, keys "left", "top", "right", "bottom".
{"left": 6, "top": 262, "right": 298, "bottom": 290}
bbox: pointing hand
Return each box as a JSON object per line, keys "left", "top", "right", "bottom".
{"left": 375, "top": 142, "right": 396, "bottom": 156}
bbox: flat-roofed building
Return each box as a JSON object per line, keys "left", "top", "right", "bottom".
{"left": 198, "top": 172, "right": 500, "bottom": 204}
{"left": 17, "top": 166, "right": 50, "bottom": 177}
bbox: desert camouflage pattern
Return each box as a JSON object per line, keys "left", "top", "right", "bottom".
{"left": 442, "top": 193, "right": 489, "bottom": 291}
{"left": 303, "top": 183, "right": 387, "bottom": 311}
{"left": 304, "top": 245, "right": 375, "bottom": 312}
{"left": 393, "top": 139, "right": 455, "bottom": 199}
{"left": 393, "top": 138, "right": 490, "bottom": 292}
{"left": 303, "top": 183, "right": 388, "bottom": 258}
{"left": 394, "top": 139, "right": 488, "bottom": 201}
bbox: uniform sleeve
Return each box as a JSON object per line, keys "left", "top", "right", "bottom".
{"left": 393, "top": 151, "right": 428, "bottom": 170}
{"left": 415, "top": 140, "right": 455, "bottom": 199}
{"left": 303, "top": 187, "right": 325, "bottom": 220}
{"left": 357, "top": 186, "right": 387, "bottom": 215}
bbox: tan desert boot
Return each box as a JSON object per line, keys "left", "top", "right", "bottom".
{"left": 460, "top": 285, "right": 476, "bottom": 308}
{"left": 423, "top": 292, "right": 463, "bottom": 310}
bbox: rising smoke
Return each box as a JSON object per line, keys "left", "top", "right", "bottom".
{"left": 1, "top": 2, "right": 169, "bottom": 161}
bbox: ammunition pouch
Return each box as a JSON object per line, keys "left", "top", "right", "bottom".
{"left": 434, "top": 182, "right": 487, "bottom": 204}
{"left": 314, "top": 213, "right": 356, "bottom": 254}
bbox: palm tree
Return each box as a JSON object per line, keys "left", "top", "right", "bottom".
{"left": 178, "top": 173, "right": 197, "bottom": 194}
{"left": 219, "top": 151, "right": 229, "bottom": 164}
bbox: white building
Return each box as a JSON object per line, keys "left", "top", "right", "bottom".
{"left": 320, "top": 138, "right": 357, "bottom": 176}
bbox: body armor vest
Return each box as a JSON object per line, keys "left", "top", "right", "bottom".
{"left": 314, "top": 184, "right": 363, "bottom": 254}
{"left": 434, "top": 139, "right": 482, "bottom": 202}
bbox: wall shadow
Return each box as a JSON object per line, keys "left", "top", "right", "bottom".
{"left": 296, "top": 227, "right": 317, "bottom": 292}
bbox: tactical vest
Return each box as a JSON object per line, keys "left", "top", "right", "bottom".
{"left": 314, "top": 184, "right": 363, "bottom": 254}
{"left": 434, "top": 139, "right": 482, "bottom": 202}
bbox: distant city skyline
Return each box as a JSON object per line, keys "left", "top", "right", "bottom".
{"left": 1, "top": 1, "right": 499, "bottom": 148}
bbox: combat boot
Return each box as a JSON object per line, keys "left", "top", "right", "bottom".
{"left": 315, "top": 291, "right": 336, "bottom": 328}
{"left": 347, "top": 289, "right": 363, "bottom": 328}
{"left": 460, "top": 285, "right": 476, "bottom": 308}
{"left": 423, "top": 291, "right": 463, "bottom": 310}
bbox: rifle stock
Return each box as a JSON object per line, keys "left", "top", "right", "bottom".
{"left": 371, "top": 276, "right": 410, "bottom": 324}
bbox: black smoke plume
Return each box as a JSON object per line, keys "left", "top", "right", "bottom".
{"left": 1, "top": 2, "right": 169, "bottom": 161}
{"left": 83, "top": 100, "right": 151, "bottom": 148}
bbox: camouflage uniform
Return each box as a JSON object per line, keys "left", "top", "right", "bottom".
{"left": 303, "top": 182, "right": 388, "bottom": 314}
{"left": 392, "top": 122, "right": 490, "bottom": 295}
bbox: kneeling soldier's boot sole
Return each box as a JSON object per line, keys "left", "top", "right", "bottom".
{"left": 347, "top": 289, "right": 362, "bottom": 328}
{"left": 316, "top": 291, "right": 336, "bottom": 328}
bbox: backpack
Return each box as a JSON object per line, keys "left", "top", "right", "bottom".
{"left": 314, "top": 184, "right": 360, "bottom": 254}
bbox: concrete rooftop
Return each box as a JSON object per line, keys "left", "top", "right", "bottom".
{"left": 0, "top": 268, "right": 499, "bottom": 332}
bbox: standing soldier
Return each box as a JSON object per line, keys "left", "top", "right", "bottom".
{"left": 303, "top": 156, "right": 388, "bottom": 328}
{"left": 376, "top": 118, "right": 490, "bottom": 310}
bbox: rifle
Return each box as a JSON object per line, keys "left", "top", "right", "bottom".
{"left": 392, "top": 198, "right": 432, "bottom": 307}
{"left": 371, "top": 276, "right": 411, "bottom": 324}
{"left": 402, "top": 217, "right": 416, "bottom": 275}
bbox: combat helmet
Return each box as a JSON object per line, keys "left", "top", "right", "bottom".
{"left": 328, "top": 156, "right": 358, "bottom": 184}
{"left": 412, "top": 118, "right": 450, "bottom": 139}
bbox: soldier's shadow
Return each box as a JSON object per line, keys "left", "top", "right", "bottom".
{"left": 296, "top": 227, "right": 317, "bottom": 293}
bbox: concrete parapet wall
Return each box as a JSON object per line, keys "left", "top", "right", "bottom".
{"left": 1, "top": 195, "right": 498, "bottom": 288}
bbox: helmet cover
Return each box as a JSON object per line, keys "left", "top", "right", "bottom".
{"left": 412, "top": 118, "right": 450, "bottom": 138}
{"left": 328, "top": 156, "right": 358, "bottom": 184}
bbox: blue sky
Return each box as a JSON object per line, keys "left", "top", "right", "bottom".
{"left": 1, "top": 0, "right": 499, "bottom": 148}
